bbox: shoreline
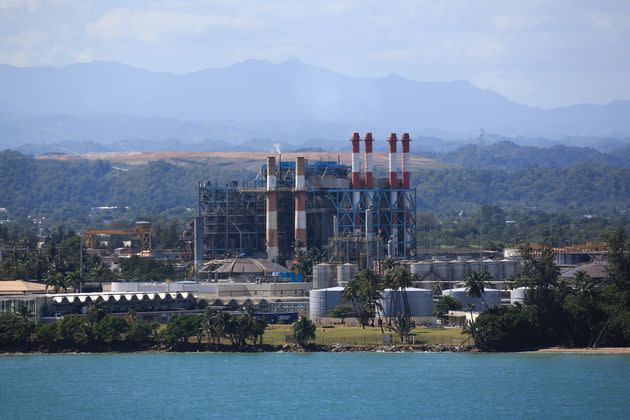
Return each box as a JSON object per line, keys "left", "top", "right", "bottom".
{"left": 0, "top": 343, "right": 476, "bottom": 355}
{"left": 533, "top": 347, "right": 630, "bottom": 354}
{"left": 4, "top": 345, "right": 630, "bottom": 356}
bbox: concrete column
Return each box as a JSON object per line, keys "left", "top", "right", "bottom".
{"left": 294, "top": 156, "right": 307, "bottom": 249}
{"left": 266, "top": 157, "right": 279, "bottom": 260}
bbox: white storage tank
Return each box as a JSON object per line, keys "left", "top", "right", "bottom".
{"left": 337, "top": 263, "right": 357, "bottom": 287}
{"left": 442, "top": 287, "right": 500, "bottom": 312}
{"left": 309, "top": 287, "right": 344, "bottom": 320}
{"left": 433, "top": 260, "right": 450, "bottom": 281}
{"left": 483, "top": 259, "right": 500, "bottom": 281}
{"left": 410, "top": 261, "right": 432, "bottom": 278}
{"left": 499, "top": 259, "right": 514, "bottom": 279}
{"left": 511, "top": 260, "right": 521, "bottom": 278}
{"left": 510, "top": 287, "right": 530, "bottom": 305}
{"left": 466, "top": 259, "right": 482, "bottom": 275}
{"left": 449, "top": 260, "right": 466, "bottom": 283}
{"left": 379, "top": 288, "right": 433, "bottom": 318}
{"left": 312, "top": 263, "right": 330, "bottom": 289}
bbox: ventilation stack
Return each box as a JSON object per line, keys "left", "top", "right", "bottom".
{"left": 364, "top": 132, "right": 374, "bottom": 209}
{"left": 387, "top": 133, "right": 398, "bottom": 188}
{"left": 388, "top": 133, "right": 399, "bottom": 245}
{"left": 401, "top": 132, "right": 411, "bottom": 256}
{"left": 401, "top": 133, "right": 411, "bottom": 188}
{"left": 351, "top": 132, "right": 361, "bottom": 188}
{"left": 294, "top": 156, "right": 307, "bottom": 250}
{"left": 351, "top": 132, "right": 361, "bottom": 233}
{"left": 266, "top": 156, "right": 279, "bottom": 260}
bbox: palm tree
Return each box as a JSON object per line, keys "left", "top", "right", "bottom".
{"left": 45, "top": 272, "right": 71, "bottom": 293}
{"left": 342, "top": 270, "right": 384, "bottom": 328}
{"left": 463, "top": 303, "right": 478, "bottom": 341}
{"left": 387, "top": 267, "right": 416, "bottom": 340}
{"left": 465, "top": 270, "right": 491, "bottom": 311}
{"left": 292, "top": 316, "right": 316, "bottom": 347}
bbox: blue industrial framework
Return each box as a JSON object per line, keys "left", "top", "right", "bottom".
{"left": 306, "top": 187, "right": 417, "bottom": 258}
{"left": 197, "top": 159, "right": 417, "bottom": 260}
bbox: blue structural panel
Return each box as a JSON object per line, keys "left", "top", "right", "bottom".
{"left": 198, "top": 159, "right": 416, "bottom": 259}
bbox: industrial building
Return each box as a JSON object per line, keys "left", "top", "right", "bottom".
{"left": 193, "top": 132, "right": 417, "bottom": 272}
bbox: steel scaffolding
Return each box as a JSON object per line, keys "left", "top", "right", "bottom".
{"left": 198, "top": 160, "right": 417, "bottom": 261}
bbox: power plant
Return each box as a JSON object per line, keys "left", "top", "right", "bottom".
{"left": 193, "top": 132, "right": 417, "bottom": 272}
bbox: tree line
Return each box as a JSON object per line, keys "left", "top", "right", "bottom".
{"left": 0, "top": 301, "right": 317, "bottom": 352}
{"left": 469, "top": 226, "right": 630, "bottom": 351}
{"left": 0, "top": 225, "right": 177, "bottom": 284}
{"left": 1, "top": 150, "right": 629, "bottom": 226}
{"left": 416, "top": 204, "right": 623, "bottom": 250}
{"left": 340, "top": 259, "right": 418, "bottom": 343}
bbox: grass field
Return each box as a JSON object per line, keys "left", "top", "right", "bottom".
{"left": 261, "top": 324, "right": 470, "bottom": 346}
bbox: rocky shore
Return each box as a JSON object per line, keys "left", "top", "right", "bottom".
{"left": 1, "top": 343, "right": 478, "bottom": 354}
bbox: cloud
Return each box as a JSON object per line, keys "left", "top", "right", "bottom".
{"left": 71, "top": 49, "right": 93, "bottom": 63}
{"left": 0, "top": 30, "right": 47, "bottom": 65}
{"left": 369, "top": 49, "right": 414, "bottom": 62}
{"left": 86, "top": 7, "right": 255, "bottom": 42}
{"left": 493, "top": 15, "right": 549, "bottom": 31}
{"left": 0, "top": 0, "right": 39, "bottom": 11}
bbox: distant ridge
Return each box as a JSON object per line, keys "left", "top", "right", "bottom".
{"left": 1, "top": 60, "right": 629, "bottom": 147}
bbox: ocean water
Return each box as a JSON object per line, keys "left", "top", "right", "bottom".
{"left": 1, "top": 352, "right": 629, "bottom": 419}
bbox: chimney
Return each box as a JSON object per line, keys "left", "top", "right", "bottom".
{"left": 387, "top": 133, "right": 398, "bottom": 188}
{"left": 266, "top": 157, "right": 279, "bottom": 260}
{"left": 351, "top": 133, "right": 361, "bottom": 233}
{"left": 363, "top": 133, "right": 374, "bottom": 188}
{"left": 401, "top": 132, "right": 411, "bottom": 188}
{"left": 351, "top": 132, "right": 361, "bottom": 188}
{"left": 294, "top": 157, "right": 307, "bottom": 249}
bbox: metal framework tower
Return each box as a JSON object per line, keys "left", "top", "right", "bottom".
{"left": 196, "top": 133, "right": 417, "bottom": 262}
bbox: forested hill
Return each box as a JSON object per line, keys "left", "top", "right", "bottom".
{"left": 0, "top": 150, "right": 628, "bottom": 225}
{"left": 440, "top": 141, "right": 630, "bottom": 170}
{"left": 0, "top": 150, "right": 255, "bottom": 222}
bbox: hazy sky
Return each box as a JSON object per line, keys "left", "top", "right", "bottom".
{"left": 1, "top": 0, "right": 629, "bottom": 108}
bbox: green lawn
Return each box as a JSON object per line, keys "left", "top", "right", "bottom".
{"left": 261, "top": 324, "right": 470, "bottom": 346}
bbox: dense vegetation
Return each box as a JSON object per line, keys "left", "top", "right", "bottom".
{"left": 0, "top": 225, "right": 179, "bottom": 282}
{"left": 412, "top": 164, "right": 630, "bottom": 216}
{"left": 1, "top": 150, "right": 629, "bottom": 225}
{"left": 440, "top": 141, "right": 630, "bottom": 170}
{"left": 416, "top": 204, "right": 623, "bottom": 249}
{"left": 470, "top": 227, "right": 630, "bottom": 351}
{"left": 0, "top": 150, "right": 254, "bottom": 223}
{"left": 0, "top": 303, "right": 269, "bottom": 352}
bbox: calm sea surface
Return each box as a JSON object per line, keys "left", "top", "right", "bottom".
{"left": 1, "top": 352, "right": 629, "bottom": 419}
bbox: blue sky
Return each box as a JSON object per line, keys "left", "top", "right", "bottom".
{"left": 1, "top": 0, "right": 628, "bottom": 108}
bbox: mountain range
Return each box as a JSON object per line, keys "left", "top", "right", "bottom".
{"left": 1, "top": 59, "right": 629, "bottom": 152}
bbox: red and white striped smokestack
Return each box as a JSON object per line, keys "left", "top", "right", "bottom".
{"left": 351, "top": 132, "right": 361, "bottom": 188}
{"left": 364, "top": 133, "right": 374, "bottom": 189}
{"left": 401, "top": 132, "right": 411, "bottom": 188}
{"left": 387, "top": 133, "right": 398, "bottom": 187}
{"left": 294, "top": 157, "right": 307, "bottom": 249}
{"left": 266, "top": 157, "right": 279, "bottom": 260}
